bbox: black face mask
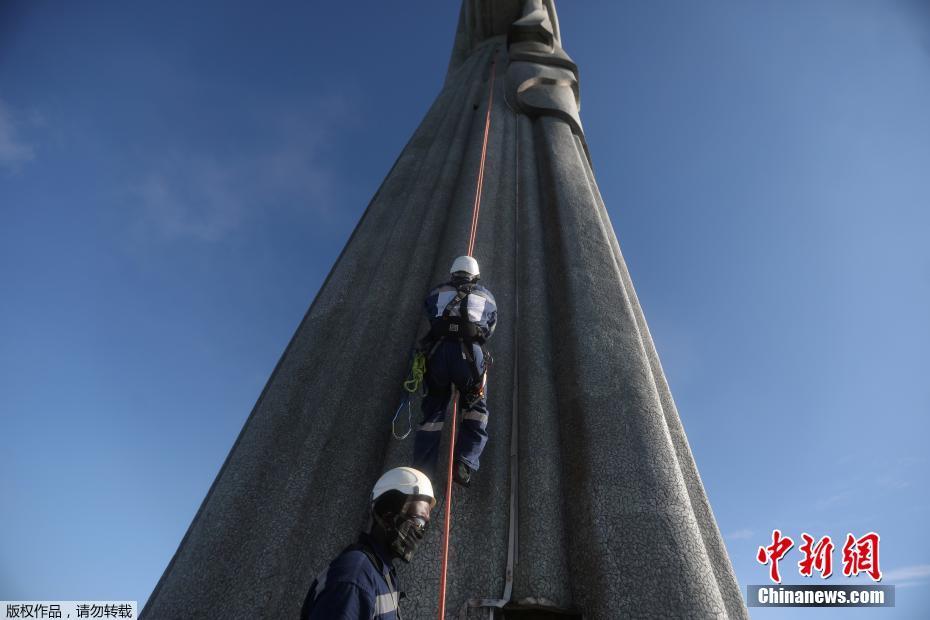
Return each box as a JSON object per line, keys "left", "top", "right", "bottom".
{"left": 451, "top": 275, "right": 477, "bottom": 290}
{"left": 378, "top": 513, "right": 427, "bottom": 564}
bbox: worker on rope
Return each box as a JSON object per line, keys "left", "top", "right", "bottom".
{"left": 413, "top": 256, "right": 497, "bottom": 488}
{"left": 300, "top": 467, "right": 435, "bottom": 620}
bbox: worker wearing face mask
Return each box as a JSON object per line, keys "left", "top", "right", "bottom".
{"left": 300, "top": 467, "right": 435, "bottom": 620}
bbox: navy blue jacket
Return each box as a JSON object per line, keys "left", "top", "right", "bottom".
{"left": 301, "top": 534, "right": 400, "bottom": 620}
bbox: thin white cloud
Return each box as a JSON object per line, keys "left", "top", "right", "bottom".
{"left": 0, "top": 99, "right": 36, "bottom": 172}
{"left": 875, "top": 475, "right": 910, "bottom": 490}
{"left": 128, "top": 97, "right": 348, "bottom": 243}
{"left": 883, "top": 564, "right": 930, "bottom": 582}
{"left": 814, "top": 490, "right": 854, "bottom": 511}
{"left": 134, "top": 161, "right": 243, "bottom": 242}
{"left": 725, "top": 528, "right": 754, "bottom": 541}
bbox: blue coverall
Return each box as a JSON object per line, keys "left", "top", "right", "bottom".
{"left": 301, "top": 534, "right": 401, "bottom": 620}
{"left": 412, "top": 282, "right": 497, "bottom": 477}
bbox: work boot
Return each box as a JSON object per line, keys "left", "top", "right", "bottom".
{"left": 452, "top": 461, "right": 472, "bottom": 488}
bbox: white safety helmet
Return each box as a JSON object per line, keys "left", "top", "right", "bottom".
{"left": 450, "top": 255, "right": 480, "bottom": 279}
{"left": 371, "top": 466, "right": 436, "bottom": 509}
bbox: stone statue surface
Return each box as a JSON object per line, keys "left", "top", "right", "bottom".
{"left": 143, "top": 2, "right": 747, "bottom": 617}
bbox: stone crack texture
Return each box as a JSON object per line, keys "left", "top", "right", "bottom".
{"left": 143, "top": 1, "right": 749, "bottom": 618}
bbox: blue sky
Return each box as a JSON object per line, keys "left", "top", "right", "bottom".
{"left": 2, "top": 1, "right": 929, "bottom": 617}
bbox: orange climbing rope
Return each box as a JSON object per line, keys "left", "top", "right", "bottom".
{"left": 437, "top": 395, "right": 458, "bottom": 620}
{"left": 437, "top": 53, "right": 498, "bottom": 619}
{"left": 466, "top": 57, "right": 497, "bottom": 258}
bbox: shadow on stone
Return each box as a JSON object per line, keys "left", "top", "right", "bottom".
{"left": 499, "top": 601, "right": 583, "bottom": 618}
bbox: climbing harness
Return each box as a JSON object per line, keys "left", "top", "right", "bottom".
{"left": 434, "top": 283, "right": 489, "bottom": 385}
